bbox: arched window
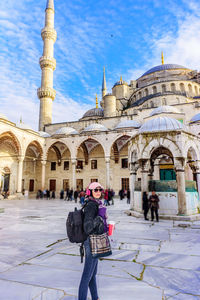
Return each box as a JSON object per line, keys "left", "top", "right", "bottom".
{"left": 180, "top": 83, "right": 185, "bottom": 92}
{"left": 188, "top": 84, "right": 192, "bottom": 94}
{"left": 161, "top": 84, "right": 166, "bottom": 93}
{"left": 144, "top": 88, "right": 148, "bottom": 97}
{"left": 150, "top": 101, "right": 154, "bottom": 108}
{"left": 152, "top": 86, "right": 157, "bottom": 94}
{"left": 171, "top": 83, "right": 176, "bottom": 92}
{"left": 162, "top": 98, "right": 167, "bottom": 105}
{"left": 138, "top": 92, "right": 142, "bottom": 99}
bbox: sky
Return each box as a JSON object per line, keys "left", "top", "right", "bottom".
{"left": 1, "top": 0, "right": 200, "bottom": 131}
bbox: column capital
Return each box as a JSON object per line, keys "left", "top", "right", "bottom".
{"left": 18, "top": 156, "right": 25, "bottom": 163}
{"left": 105, "top": 156, "right": 110, "bottom": 163}
{"left": 71, "top": 158, "right": 77, "bottom": 165}
{"left": 41, "top": 160, "right": 47, "bottom": 166}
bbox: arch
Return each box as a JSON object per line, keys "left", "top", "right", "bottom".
{"left": 45, "top": 140, "right": 72, "bottom": 159}
{"left": 144, "top": 88, "right": 148, "bottom": 97}
{"left": 76, "top": 137, "right": 105, "bottom": 159}
{"left": 141, "top": 138, "right": 182, "bottom": 160}
{"left": 171, "top": 83, "right": 176, "bottom": 92}
{"left": 24, "top": 140, "right": 43, "bottom": 158}
{"left": 188, "top": 83, "right": 192, "bottom": 94}
{"left": 46, "top": 141, "right": 71, "bottom": 166}
{"left": 111, "top": 135, "right": 131, "bottom": 163}
{"left": 180, "top": 83, "right": 185, "bottom": 92}
{"left": 150, "top": 146, "right": 173, "bottom": 162}
{"left": 152, "top": 86, "right": 157, "bottom": 94}
{"left": 183, "top": 141, "right": 200, "bottom": 161}
{"left": 138, "top": 91, "right": 142, "bottom": 99}
{"left": 161, "top": 84, "right": 166, "bottom": 93}
{"left": 0, "top": 131, "right": 21, "bottom": 156}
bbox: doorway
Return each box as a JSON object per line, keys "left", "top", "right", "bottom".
{"left": 29, "top": 179, "right": 34, "bottom": 192}
{"left": 49, "top": 179, "right": 56, "bottom": 191}
{"left": 76, "top": 179, "right": 83, "bottom": 190}
{"left": 63, "top": 179, "right": 69, "bottom": 191}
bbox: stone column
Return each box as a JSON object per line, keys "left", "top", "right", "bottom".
{"left": 105, "top": 156, "right": 110, "bottom": 189}
{"left": 41, "top": 160, "right": 46, "bottom": 190}
{"left": 71, "top": 159, "right": 76, "bottom": 191}
{"left": 175, "top": 165, "right": 187, "bottom": 215}
{"left": 17, "top": 156, "right": 24, "bottom": 193}
{"left": 130, "top": 165, "right": 137, "bottom": 210}
{"left": 141, "top": 161, "right": 149, "bottom": 193}
{"left": 196, "top": 173, "right": 200, "bottom": 199}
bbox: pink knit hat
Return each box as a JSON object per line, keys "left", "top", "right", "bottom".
{"left": 88, "top": 182, "right": 104, "bottom": 190}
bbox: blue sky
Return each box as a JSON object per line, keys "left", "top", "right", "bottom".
{"left": 1, "top": 0, "right": 200, "bottom": 130}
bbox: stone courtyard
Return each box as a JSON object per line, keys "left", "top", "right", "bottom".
{"left": 0, "top": 198, "right": 200, "bottom": 300}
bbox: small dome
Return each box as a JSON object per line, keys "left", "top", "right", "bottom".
{"left": 141, "top": 64, "right": 189, "bottom": 77}
{"left": 139, "top": 116, "right": 184, "bottom": 133}
{"left": 53, "top": 127, "right": 78, "bottom": 135}
{"left": 82, "top": 108, "right": 104, "bottom": 118}
{"left": 38, "top": 131, "right": 51, "bottom": 138}
{"left": 0, "top": 113, "right": 8, "bottom": 120}
{"left": 150, "top": 106, "right": 181, "bottom": 117}
{"left": 190, "top": 113, "right": 200, "bottom": 123}
{"left": 17, "top": 122, "right": 33, "bottom": 130}
{"left": 82, "top": 123, "right": 108, "bottom": 132}
{"left": 113, "top": 78, "right": 128, "bottom": 87}
{"left": 115, "top": 120, "right": 141, "bottom": 129}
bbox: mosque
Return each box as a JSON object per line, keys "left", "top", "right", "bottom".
{"left": 1, "top": 0, "right": 200, "bottom": 218}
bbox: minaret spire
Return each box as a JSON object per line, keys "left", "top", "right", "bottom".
{"left": 161, "top": 51, "right": 164, "bottom": 65}
{"left": 102, "top": 67, "right": 107, "bottom": 99}
{"left": 37, "top": 0, "right": 57, "bottom": 131}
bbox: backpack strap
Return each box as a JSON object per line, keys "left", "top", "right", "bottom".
{"left": 80, "top": 242, "right": 84, "bottom": 263}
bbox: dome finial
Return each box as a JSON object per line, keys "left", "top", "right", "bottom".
{"left": 96, "top": 94, "right": 98, "bottom": 108}
{"left": 161, "top": 51, "right": 164, "bottom": 65}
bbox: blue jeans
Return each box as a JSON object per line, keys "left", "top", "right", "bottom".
{"left": 78, "top": 238, "right": 99, "bottom": 300}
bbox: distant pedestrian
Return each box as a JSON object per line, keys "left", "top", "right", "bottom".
{"left": 74, "top": 190, "right": 78, "bottom": 203}
{"left": 60, "top": 189, "right": 64, "bottom": 199}
{"left": 51, "top": 190, "right": 55, "bottom": 199}
{"left": 142, "top": 191, "right": 149, "bottom": 220}
{"left": 119, "top": 189, "right": 124, "bottom": 200}
{"left": 46, "top": 189, "right": 50, "bottom": 200}
{"left": 127, "top": 189, "right": 130, "bottom": 204}
{"left": 79, "top": 190, "right": 85, "bottom": 205}
{"left": 149, "top": 191, "right": 160, "bottom": 222}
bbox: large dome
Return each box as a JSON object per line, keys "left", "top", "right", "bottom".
{"left": 190, "top": 113, "right": 200, "bottom": 123}
{"left": 82, "top": 123, "right": 108, "bottom": 132}
{"left": 115, "top": 120, "right": 141, "bottom": 129}
{"left": 141, "top": 64, "right": 189, "bottom": 77}
{"left": 139, "top": 116, "right": 184, "bottom": 133}
{"left": 150, "top": 106, "right": 181, "bottom": 117}
{"left": 53, "top": 127, "right": 78, "bottom": 135}
{"left": 82, "top": 108, "right": 104, "bottom": 119}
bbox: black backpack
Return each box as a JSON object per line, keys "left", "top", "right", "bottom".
{"left": 66, "top": 204, "right": 88, "bottom": 244}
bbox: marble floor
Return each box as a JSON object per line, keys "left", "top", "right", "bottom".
{"left": 0, "top": 198, "right": 200, "bottom": 300}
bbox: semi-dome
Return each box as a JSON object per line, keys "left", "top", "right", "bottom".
{"left": 53, "top": 127, "right": 78, "bottom": 135}
{"left": 82, "top": 123, "right": 108, "bottom": 132}
{"left": 115, "top": 120, "right": 141, "bottom": 129}
{"left": 150, "top": 106, "right": 181, "bottom": 117}
{"left": 141, "top": 64, "right": 189, "bottom": 77}
{"left": 38, "top": 131, "right": 51, "bottom": 138}
{"left": 139, "top": 116, "right": 184, "bottom": 133}
{"left": 82, "top": 108, "right": 104, "bottom": 119}
{"left": 190, "top": 113, "right": 200, "bottom": 123}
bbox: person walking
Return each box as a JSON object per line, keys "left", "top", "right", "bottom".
{"left": 74, "top": 190, "right": 78, "bottom": 203}
{"left": 46, "top": 189, "right": 50, "bottom": 200}
{"left": 142, "top": 191, "right": 149, "bottom": 220}
{"left": 78, "top": 181, "right": 108, "bottom": 300}
{"left": 149, "top": 191, "right": 160, "bottom": 222}
{"left": 127, "top": 189, "right": 130, "bottom": 204}
{"left": 79, "top": 189, "right": 85, "bottom": 205}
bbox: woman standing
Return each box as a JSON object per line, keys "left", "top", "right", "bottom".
{"left": 142, "top": 191, "right": 149, "bottom": 220}
{"left": 78, "top": 182, "right": 108, "bottom": 300}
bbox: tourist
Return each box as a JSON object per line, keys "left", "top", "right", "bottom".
{"left": 51, "top": 190, "right": 55, "bottom": 199}
{"left": 60, "top": 189, "right": 64, "bottom": 199}
{"left": 78, "top": 181, "right": 108, "bottom": 300}
{"left": 46, "top": 189, "right": 50, "bottom": 200}
{"left": 142, "top": 191, "right": 149, "bottom": 220}
{"left": 74, "top": 189, "right": 78, "bottom": 203}
{"left": 119, "top": 189, "right": 124, "bottom": 200}
{"left": 79, "top": 189, "right": 85, "bottom": 205}
{"left": 149, "top": 191, "right": 160, "bottom": 222}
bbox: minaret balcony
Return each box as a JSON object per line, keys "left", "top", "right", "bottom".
{"left": 39, "top": 56, "right": 56, "bottom": 70}
{"left": 41, "top": 27, "right": 57, "bottom": 42}
{"left": 37, "top": 87, "right": 56, "bottom": 100}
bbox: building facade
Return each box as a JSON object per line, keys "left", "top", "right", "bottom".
{"left": 1, "top": 0, "right": 200, "bottom": 217}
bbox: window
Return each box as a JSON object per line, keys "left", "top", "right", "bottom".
{"left": 51, "top": 162, "right": 56, "bottom": 171}
{"left": 152, "top": 86, "right": 157, "bottom": 94}
{"left": 29, "top": 179, "right": 34, "bottom": 192}
{"left": 64, "top": 161, "right": 69, "bottom": 170}
{"left": 121, "top": 158, "right": 128, "bottom": 168}
{"left": 171, "top": 83, "right": 176, "bottom": 92}
{"left": 91, "top": 179, "right": 98, "bottom": 183}
{"left": 180, "top": 83, "right": 185, "bottom": 92}
{"left": 121, "top": 178, "right": 129, "bottom": 191}
{"left": 91, "top": 160, "right": 97, "bottom": 169}
{"left": 144, "top": 88, "right": 148, "bottom": 96}
{"left": 161, "top": 84, "right": 166, "bottom": 93}
{"left": 77, "top": 160, "right": 83, "bottom": 169}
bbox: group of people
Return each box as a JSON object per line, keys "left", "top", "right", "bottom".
{"left": 142, "top": 191, "right": 160, "bottom": 222}
{"left": 36, "top": 189, "right": 55, "bottom": 199}
{"left": 118, "top": 188, "right": 130, "bottom": 203}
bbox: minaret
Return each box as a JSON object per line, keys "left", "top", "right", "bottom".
{"left": 37, "top": 0, "right": 57, "bottom": 131}
{"left": 102, "top": 67, "right": 107, "bottom": 99}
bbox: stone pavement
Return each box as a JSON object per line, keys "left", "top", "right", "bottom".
{"left": 0, "top": 198, "right": 200, "bottom": 300}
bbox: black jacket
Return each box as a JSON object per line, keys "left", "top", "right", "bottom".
{"left": 83, "top": 200, "right": 104, "bottom": 236}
